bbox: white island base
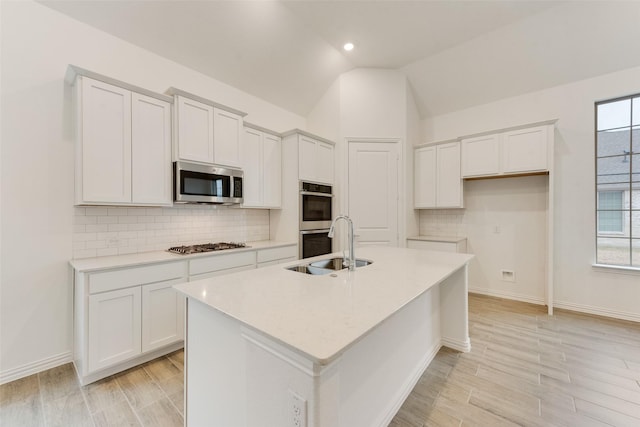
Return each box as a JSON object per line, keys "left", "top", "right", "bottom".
{"left": 177, "top": 247, "right": 471, "bottom": 427}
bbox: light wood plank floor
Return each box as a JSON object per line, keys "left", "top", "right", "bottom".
{"left": 2, "top": 294, "right": 639, "bottom": 426}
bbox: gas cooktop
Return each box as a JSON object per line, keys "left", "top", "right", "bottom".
{"left": 167, "top": 242, "right": 248, "bottom": 255}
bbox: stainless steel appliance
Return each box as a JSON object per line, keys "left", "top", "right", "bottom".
{"left": 299, "top": 181, "right": 333, "bottom": 230}
{"left": 299, "top": 181, "right": 333, "bottom": 258}
{"left": 174, "top": 161, "right": 243, "bottom": 205}
{"left": 167, "top": 242, "right": 248, "bottom": 255}
{"left": 299, "top": 229, "right": 332, "bottom": 259}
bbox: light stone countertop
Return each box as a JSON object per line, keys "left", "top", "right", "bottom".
{"left": 407, "top": 235, "right": 467, "bottom": 243}
{"left": 174, "top": 246, "right": 473, "bottom": 365}
{"left": 69, "top": 240, "right": 296, "bottom": 272}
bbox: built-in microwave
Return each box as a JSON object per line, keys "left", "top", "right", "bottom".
{"left": 174, "top": 161, "right": 243, "bottom": 205}
{"left": 299, "top": 181, "right": 333, "bottom": 230}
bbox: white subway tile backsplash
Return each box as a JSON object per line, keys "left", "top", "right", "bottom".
{"left": 73, "top": 205, "right": 270, "bottom": 259}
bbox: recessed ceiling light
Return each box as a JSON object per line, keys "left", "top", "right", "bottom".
{"left": 343, "top": 42, "right": 354, "bottom": 52}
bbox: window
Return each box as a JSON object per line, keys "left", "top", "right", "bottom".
{"left": 597, "top": 191, "right": 624, "bottom": 233}
{"left": 595, "top": 95, "right": 640, "bottom": 267}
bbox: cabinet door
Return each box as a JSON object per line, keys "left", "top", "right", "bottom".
{"left": 436, "top": 142, "right": 462, "bottom": 208}
{"left": 141, "top": 279, "right": 185, "bottom": 352}
{"left": 176, "top": 96, "right": 214, "bottom": 163}
{"left": 88, "top": 287, "right": 141, "bottom": 372}
{"left": 502, "top": 126, "right": 548, "bottom": 173}
{"left": 263, "top": 133, "right": 282, "bottom": 207}
{"left": 131, "top": 93, "right": 172, "bottom": 205}
{"left": 241, "top": 128, "right": 263, "bottom": 207}
{"left": 213, "top": 108, "right": 243, "bottom": 168}
{"left": 414, "top": 146, "right": 436, "bottom": 208}
{"left": 461, "top": 134, "right": 500, "bottom": 177}
{"left": 80, "top": 77, "right": 132, "bottom": 204}
{"left": 298, "top": 136, "right": 317, "bottom": 182}
{"left": 316, "top": 141, "right": 334, "bottom": 184}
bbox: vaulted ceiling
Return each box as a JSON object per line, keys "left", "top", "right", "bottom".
{"left": 39, "top": 1, "right": 640, "bottom": 118}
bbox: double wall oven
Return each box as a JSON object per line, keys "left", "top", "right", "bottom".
{"left": 299, "top": 181, "right": 333, "bottom": 259}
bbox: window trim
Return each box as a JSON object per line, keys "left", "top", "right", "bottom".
{"left": 595, "top": 93, "right": 638, "bottom": 268}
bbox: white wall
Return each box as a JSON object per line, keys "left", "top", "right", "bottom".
{"left": 308, "top": 68, "right": 419, "bottom": 250}
{"left": 422, "top": 65, "right": 640, "bottom": 321}
{"left": 0, "top": 0, "right": 305, "bottom": 381}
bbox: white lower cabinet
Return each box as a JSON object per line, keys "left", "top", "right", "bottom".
{"left": 88, "top": 287, "right": 142, "bottom": 372}
{"left": 141, "top": 279, "right": 185, "bottom": 352}
{"left": 75, "top": 261, "right": 187, "bottom": 385}
{"left": 407, "top": 238, "right": 467, "bottom": 253}
{"left": 73, "top": 243, "right": 297, "bottom": 385}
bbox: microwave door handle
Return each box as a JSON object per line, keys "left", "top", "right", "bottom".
{"left": 300, "top": 191, "right": 333, "bottom": 197}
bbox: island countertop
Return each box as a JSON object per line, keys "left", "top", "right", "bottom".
{"left": 174, "top": 246, "right": 473, "bottom": 365}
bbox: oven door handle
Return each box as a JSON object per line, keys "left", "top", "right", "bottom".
{"left": 300, "top": 229, "right": 331, "bottom": 235}
{"left": 300, "top": 191, "right": 333, "bottom": 198}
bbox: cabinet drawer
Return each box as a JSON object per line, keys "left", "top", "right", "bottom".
{"left": 256, "top": 245, "right": 297, "bottom": 264}
{"left": 89, "top": 262, "right": 187, "bottom": 294}
{"left": 257, "top": 257, "right": 297, "bottom": 268}
{"left": 189, "top": 251, "right": 256, "bottom": 276}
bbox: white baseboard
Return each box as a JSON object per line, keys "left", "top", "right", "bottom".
{"left": 468, "top": 287, "right": 545, "bottom": 306}
{"left": 441, "top": 336, "right": 471, "bottom": 353}
{"left": 553, "top": 300, "right": 640, "bottom": 323}
{"left": 377, "top": 341, "right": 442, "bottom": 427}
{"left": 0, "top": 351, "right": 72, "bottom": 385}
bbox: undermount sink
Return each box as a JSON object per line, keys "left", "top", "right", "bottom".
{"left": 285, "top": 257, "right": 373, "bottom": 275}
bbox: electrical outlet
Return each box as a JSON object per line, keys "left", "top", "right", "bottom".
{"left": 501, "top": 269, "right": 515, "bottom": 282}
{"left": 288, "top": 390, "right": 307, "bottom": 427}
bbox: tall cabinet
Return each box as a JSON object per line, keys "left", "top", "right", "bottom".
{"left": 269, "top": 129, "right": 335, "bottom": 244}
{"left": 67, "top": 66, "right": 173, "bottom": 206}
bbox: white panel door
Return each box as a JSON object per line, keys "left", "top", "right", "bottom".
{"left": 461, "top": 134, "right": 500, "bottom": 177}
{"left": 141, "top": 279, "right": 185, "bottom": 352}
{"left": 436, "top": 142, "right": 462, "bottom": 207}
{"left": 81, "top": 77, "right": 132, "bottom": 203}
{"left": 316, "top": 141, "right": 334, "bottom": 184}
{"left": 298, "top": 136, "right": 317, "bottom": 182}
{"left": 213, "top": 108, "right": 243, "bottom": 168}
{"left": 88, "top": 287, "right": 141, "bottom": 372}
{"left": 177, "top": 96, "right": 214, "bottom": 163}
{"left": 131, "top": 93, "right": 172, "bottom": 205}
{"left": 241, "top": 128, "right": 263, "bottom": 207}
{"left": 414, "top": 146, "right": 436, "bottom": 208}
{"left": 263, "top": 133, "right": 282, "bottom": 207}
{"left": 502, "top": 126, "right": 548, "bottom": 173}
{"left": 348, "top": 141, "right": 399, "bottom": 247}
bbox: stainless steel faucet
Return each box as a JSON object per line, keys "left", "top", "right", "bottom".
{"left": 328, "top": 214, "right": 355, "bottom": 271}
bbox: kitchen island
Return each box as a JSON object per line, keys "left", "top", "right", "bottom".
{"left": 174, "top": 246, "right": 473, "bottom": 427}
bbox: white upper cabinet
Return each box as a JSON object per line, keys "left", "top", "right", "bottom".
{"left": 414, "top": 146, "right": 436, "bottom": 208}
{"left": 502, "top": 125, "right": 548, "bottom": 173}
{"left": 176, "top": 95, "right": 214, "bottom": 164}
{"left": 298, "top": 135, "right": 334, "bottom": 184}
{"left": 461, "top": 134, "right": 500, "bottom": 178}
{"left": 263, "top": 133, "right": 282, "bottom": 207}
{"left": 436, "top": 142, "right": 463, "bottom": 207}
{"left": 414, "top": 141, "right": 462, "bottom": 209}
{"left": 169, "top": 88, "right": 247, "bottom": 168}
{"left": 72, "top": 70, "right": 172, "bottom": 206}
{"left": 131, "top": 93, "right": 172, "bottom": 205}
{"left": 79, "top": 77, "right": 132, "bottom": 204}
{"left": 213, "top": 108, "right": 243, "bottom": 168}
{"left": 241, "top": 124, "right": 282, "bottom": 209}
{"left": 461, "top": 123, "right": 553, "bottom": 178}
